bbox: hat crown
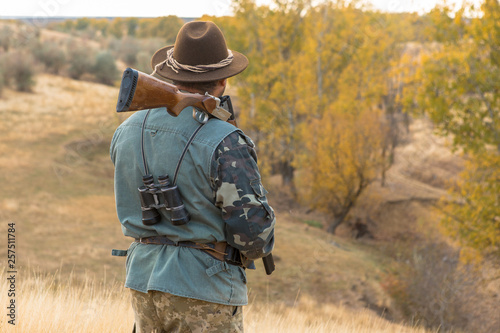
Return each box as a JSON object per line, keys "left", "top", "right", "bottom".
{"left": 173, "top": 21, "right": 229, "bottom": 66}
{"left": 151, "top": 20, "right": 248, "bottom": 82}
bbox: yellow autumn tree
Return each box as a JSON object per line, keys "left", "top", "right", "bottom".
{"left": 413, "top": 0, "right": 500, "bottom": 257}
{"left": 301, "top": 108, "right": 384, "bottom": 233}
{"left": 297, "top": 4, "right": 416, "bottom": 232}
{"left": 213, "top": 0, "right": 419, "bottom": 231}
{"left": 442, "top": 152, "right": 500, "bottom": 256}
{"left": 212, "top": 0, "right": 313, "bottom": 188}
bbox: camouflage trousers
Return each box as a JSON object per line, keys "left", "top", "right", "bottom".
{"left": 130, "top": 289, "right": 244, "bottom": 333}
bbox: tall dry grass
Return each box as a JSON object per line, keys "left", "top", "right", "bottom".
{"left": 0, "top": 269, "right": 133, "bottom": 332}
{"left": 0, "top": 269, "right": 431, "bottom": 333}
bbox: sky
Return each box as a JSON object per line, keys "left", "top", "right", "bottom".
{"left": 1, "top": 0, "right": 482, "bottom": 18}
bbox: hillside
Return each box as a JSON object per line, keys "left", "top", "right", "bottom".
{"left": 0, "top": 73, "right": 495, "bottom": 332}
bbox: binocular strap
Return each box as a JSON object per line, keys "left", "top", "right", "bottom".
{"left": 140, "top": 108, "right": 206, "bottom": 185}
{"left": 172, "top": 114, "right": 206, "bottom": 185}
{"left": 140, "top": 110, "right": 152, "bottom": 175}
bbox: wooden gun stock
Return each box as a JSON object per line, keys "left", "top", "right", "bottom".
{"left": 116, "top": 68, "right": 234, "bottom": 124}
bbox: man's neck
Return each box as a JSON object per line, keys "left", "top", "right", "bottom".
{"left": 176, "top": 85, "right": 210, "bottom": 96}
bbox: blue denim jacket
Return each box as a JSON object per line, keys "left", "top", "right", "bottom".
{"left": 110, "top": 108, "right": 273, "bottom": 305}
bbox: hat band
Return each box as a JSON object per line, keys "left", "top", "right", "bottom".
{"left": 159, "top": 48, "right": 234, "bottom": 75}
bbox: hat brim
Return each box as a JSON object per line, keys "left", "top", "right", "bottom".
{"left": 151, "top": 45, "right": 249, "bottom": 82}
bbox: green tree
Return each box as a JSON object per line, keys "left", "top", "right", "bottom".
{"left": 75, "top": 17, "right": 91, "bottom": 31}
{"left": 136, "top": 16, "right": 184, "bottom": 43}
{"left": 414, "top": 0, "right": 500, "bottom": 257}
{"left": 417, "top": 1, "right": 499, "bottom": 153}
{"left": 89, "top": 18, "right": 110, "bottom": 36}
{"left": 57, "top": 19, "right": 75, "bottom": 32}
{"left": 109, "top": 18, "right": 125, "bottom": 38}
{"left": 125, "top": 17, "right": 139, "bottom": 37}
{"left": 442, "top": 152, "right": 500, "bottom": 256}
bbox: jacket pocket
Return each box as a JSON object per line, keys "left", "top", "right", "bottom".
{"left": 206, "top": 261, "right": 230, "bottom": 277}
{"left": 250, "top": 179, "right": 274, "bottom": 218}
{"left": 125, "top": 242, "right": 139, "bottom": 270}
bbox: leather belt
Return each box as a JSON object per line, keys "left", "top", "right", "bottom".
{"left": 135, "top": 236, "right": 229, "bottom": 262}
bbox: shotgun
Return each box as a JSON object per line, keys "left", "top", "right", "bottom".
{"left": 115, "top": 68, "right": 275, "bottom": 275}
{"left": 116, "top": 68, "right": 236, "bottom": 125}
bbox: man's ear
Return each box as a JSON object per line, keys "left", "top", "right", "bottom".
{"left": 214, "top": 78, "right": 227, "bottom": 96}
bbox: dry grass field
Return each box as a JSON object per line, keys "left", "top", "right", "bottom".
{"left": 0, "top": 73, "right": 467, "bottom": 332}
{"left": 0, "top": 269, "right": 431, "bottom": 333}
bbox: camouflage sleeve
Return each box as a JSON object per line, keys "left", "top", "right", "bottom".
{"left": 210, "top": 131, "right": 275, "bottom": 260}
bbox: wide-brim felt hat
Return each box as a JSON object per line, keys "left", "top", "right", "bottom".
{"left": 151, "top": 21, "right": 249, "bottom": 82}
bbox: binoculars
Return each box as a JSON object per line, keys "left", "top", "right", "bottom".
{"left": 138, "top": 174, "right": 190, "bottom": 226}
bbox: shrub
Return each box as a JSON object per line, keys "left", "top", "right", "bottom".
{"left": 0, "top": 25, "right": 12, "bottom": 51}
{"left": 136, "top": 51, "right": 152, "bottom": 73}
{"left": 3, "top": 51, "right": 36, "bottom": 92}
{"left": 119, "top": 37, "right": 140, "bottom": 66}
{"left": 31, "top": 41, "right": 66, "bottom": 74}
{"left": 92, "top": 51, "right": 118, "bottom": 86}
{"left": 402, "top": 243, "right": 500, "bottom": 332}
{"left": 131, "top": 39, "right": 165, "bottom": 73}
{"left": 66, "top": 40, "right": 95, "bottom": 80}
{"left": 0, "top": 61, "right": 4, "bottom": 96}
